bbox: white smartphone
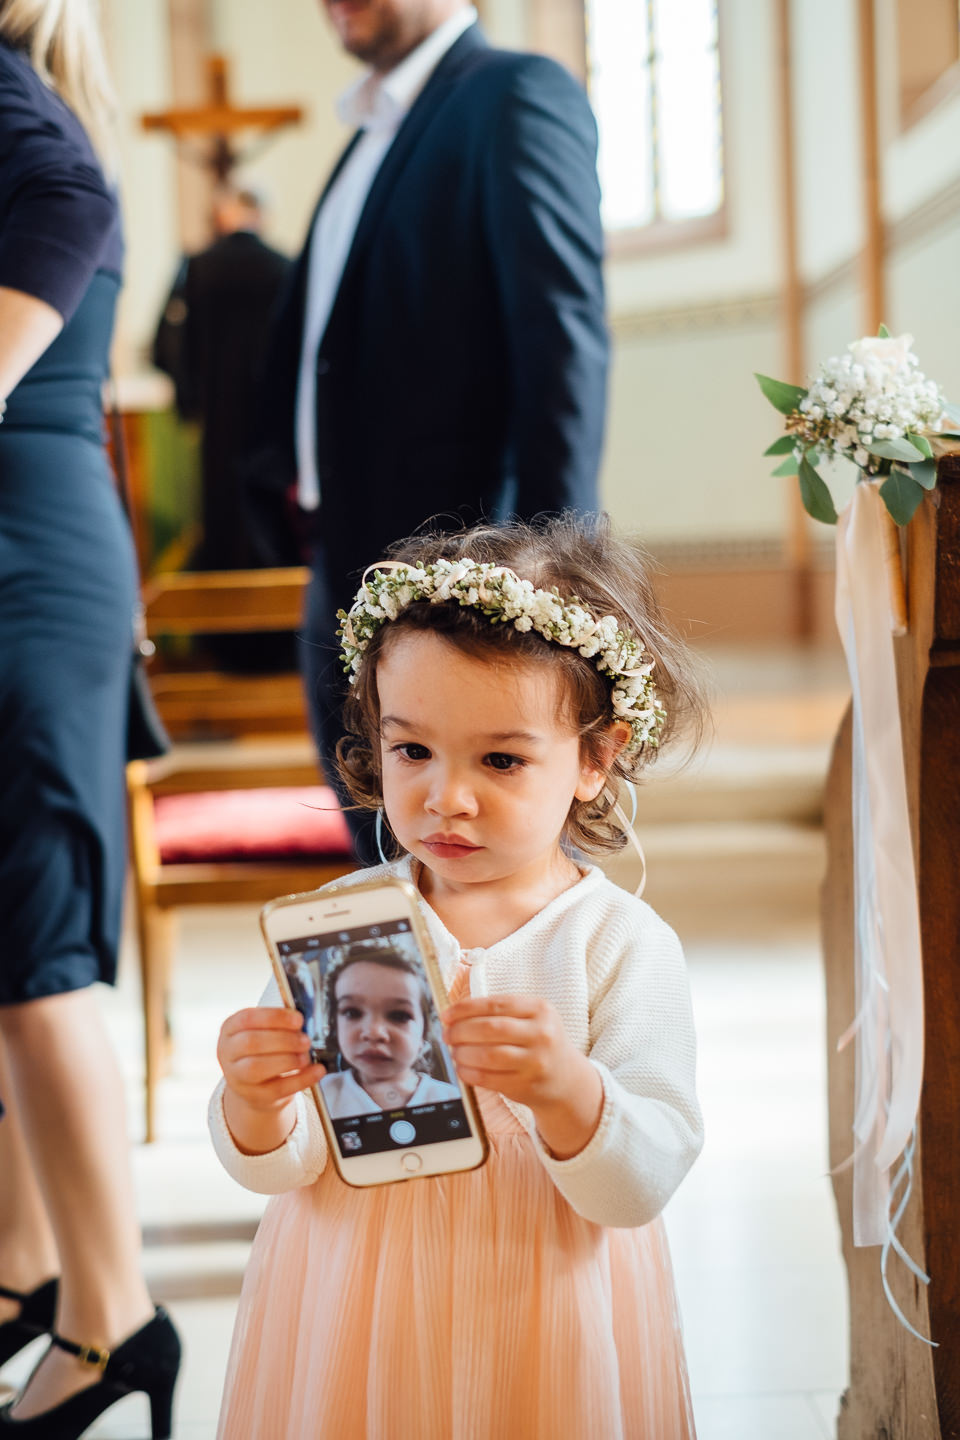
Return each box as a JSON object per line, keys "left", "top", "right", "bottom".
{"left": 260, "top": 875, "right": 488, "bottom": 1187}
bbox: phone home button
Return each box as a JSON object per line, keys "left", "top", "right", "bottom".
{"left": 400, "top": 1152, "right": 423, "bottom": 1174}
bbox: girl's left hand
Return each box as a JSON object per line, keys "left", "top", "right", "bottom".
{"left": 442, "top": 995, "right": 603, "bottom": 1158}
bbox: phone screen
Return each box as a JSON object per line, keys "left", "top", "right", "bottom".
{"left": 275, "top": 917, "right": 471, "bottom": 1159}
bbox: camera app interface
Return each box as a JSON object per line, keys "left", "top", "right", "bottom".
{"left": 276, "top": 918, "right": 470, "bottom": 1157}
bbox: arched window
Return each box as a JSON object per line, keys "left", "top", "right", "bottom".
{"left": 584, "top": 0, "right": 724, "bottom": 244}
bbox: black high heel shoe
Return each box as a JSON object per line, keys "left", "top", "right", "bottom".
{"left": 0, "top": 1281, "right": 58, "bottom": 1369}
{"left": 0, "top": 1306, "right": 181, "bottom": 1439}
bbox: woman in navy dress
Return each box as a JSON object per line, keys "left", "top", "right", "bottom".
{"left": 0, "top": 3, "right": 179, "bottom": 1435}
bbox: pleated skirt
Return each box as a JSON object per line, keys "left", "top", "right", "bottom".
{"left": 218, "top": 1081, "right": 696, "bottom": 1438}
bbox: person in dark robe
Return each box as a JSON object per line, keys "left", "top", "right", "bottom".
{"left": 154, "top": 185, "right": 299, "bottom": 668}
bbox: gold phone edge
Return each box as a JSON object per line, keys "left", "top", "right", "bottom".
{"left": 259, "top": 875, "right": 489, "bottom": 1187}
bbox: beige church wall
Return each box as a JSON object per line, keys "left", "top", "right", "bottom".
{"left": 790, "top": 0, "right": 862, "bottom": 286}
{"left": 600, "top": 309, "right": 785, "bottom": 545}
{"left": 102, "top": 0, "right": 179, "bottom": 373}
{"left": 887, "top": 216, "right": 960, "bottom": 398}
{"left": 477, "top": 0, "right": 527, "bottom": 51}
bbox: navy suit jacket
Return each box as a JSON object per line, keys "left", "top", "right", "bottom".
{"left": 269, "top": 25, "right": 608, "bottom": 620}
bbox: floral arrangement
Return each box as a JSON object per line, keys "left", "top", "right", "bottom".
{"left": 755, "top": 328, "right": 960, "bottom": 525}
{"left": 337, "top": 558, "right": 665, "bottom": 751}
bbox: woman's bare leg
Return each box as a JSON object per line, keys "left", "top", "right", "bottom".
{"left": 0, "top": 989, "right": 153, "bottom": 1417}
{"left": 0, "top": 1035, "right": 60, "bottom": 1324}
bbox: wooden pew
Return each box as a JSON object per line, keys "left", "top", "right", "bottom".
{"left": 823, "top": 456, "right": 960, "bottom": 1435}
{"left": 127, "top": 568, "right": 356, "bottom": 1142}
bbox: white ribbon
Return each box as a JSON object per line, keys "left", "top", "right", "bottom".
{"left": 833, "top": 481, "right": 934, "bottom": 1343}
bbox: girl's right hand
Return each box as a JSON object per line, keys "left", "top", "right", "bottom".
{"left": 217, "top": 1008, "right": 326, "bottom": 1153}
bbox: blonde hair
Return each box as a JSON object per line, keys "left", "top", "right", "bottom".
{"left": 0, "top": 0, "right": 117, "bottom": 172}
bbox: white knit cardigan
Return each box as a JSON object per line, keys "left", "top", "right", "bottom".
{"left": 209, "top": 856, "right": 703, "bottom": 1229}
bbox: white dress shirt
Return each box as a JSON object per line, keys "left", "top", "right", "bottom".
{"left": 295, "top": 6, "right": 478, "bottom": 510}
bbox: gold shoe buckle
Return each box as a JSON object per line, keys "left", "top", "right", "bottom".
{"left": 77, "top": 1344, "right": 110, "bottom": 1371}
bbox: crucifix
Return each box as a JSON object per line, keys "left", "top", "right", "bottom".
{"left": 142, "top": 53, "right": 303, "bottom": 183}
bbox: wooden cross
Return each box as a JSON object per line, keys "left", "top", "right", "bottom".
{"left": 142, "top": 55, "right": 302, "bottom": 182}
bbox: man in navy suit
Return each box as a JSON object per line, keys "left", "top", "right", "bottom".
{"left": 272, "top": 0, "right": 608, "bottom": 860}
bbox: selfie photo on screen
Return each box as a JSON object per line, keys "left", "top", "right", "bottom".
{"left": 318, "top": 936, "right": 459, "bottom": 1116}
{"left": 275, "top": 922, "right": 469, "bottom": 1157}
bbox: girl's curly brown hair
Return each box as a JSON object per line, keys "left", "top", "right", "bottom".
{"left": 336, "top": 513, "right": 708, "bottom": 856}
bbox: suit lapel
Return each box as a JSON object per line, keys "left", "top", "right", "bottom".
{"left": 323, "top": 25, "right": 489, "bottom": 341}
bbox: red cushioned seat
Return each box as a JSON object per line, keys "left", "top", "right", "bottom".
{"left": 153, "top": 786, "right": 352, "bottom": 863}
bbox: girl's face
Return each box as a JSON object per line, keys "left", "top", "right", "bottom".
{"left": 377, "top": 631, "right": 610, "bottom": 894}
{"left": 335, "top": 961, "right": 426, "bottom": 1084}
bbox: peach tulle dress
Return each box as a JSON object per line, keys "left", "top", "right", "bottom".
{"left": 217, "top": 960, "right": 697, "bottom": 1439}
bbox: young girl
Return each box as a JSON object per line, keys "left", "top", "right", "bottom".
{"left": 319, "top": 943, "right": 460, "bottom": 1117}
{"left": 211, "top": 514, "right": 705, "bottom": 1439}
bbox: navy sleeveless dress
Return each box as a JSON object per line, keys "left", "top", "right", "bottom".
{"left": 0, "top": 42, "right": 135, "bottom": 1003}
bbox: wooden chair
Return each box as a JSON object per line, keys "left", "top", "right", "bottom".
{"left": 127, "top": 568, "right": 356, "bottom": 1141}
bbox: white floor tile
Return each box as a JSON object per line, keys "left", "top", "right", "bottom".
{"left": 692, "top": 1392, "right": 831, "bottom": 1440}
{"left": 809, "top": 1389, "right": 840, "bottom": 1438}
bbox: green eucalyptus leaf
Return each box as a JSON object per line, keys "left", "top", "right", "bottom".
{"left": 908, "top": 459, "right": 938, "bottom": 490}
{"left": 943, "top": 401, "right": 960, "bottom": 425}
{"left": 764, "top": 436, "right": 796, "bottom": 456}
{"left": 867, "top": 436, "right": 925, "bottom": 463}
{"left": 772, "top": 455, "right": 800, "bottom": 476}
{"left": 754, "top": 373, "right": 807, "bottom": 416}
{"left": 878, "top": 322, "right": 891, "bottom": 338}
{"left": 905, "top": 432, "right": 934, "bottom": 458}
{"left": 798, "top": 457, "right": 838, "bottom": 525}
{"left": 880, "top": 470, "right": 925, "bottom": 525}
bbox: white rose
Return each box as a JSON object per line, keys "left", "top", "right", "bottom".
{"left": 847, "top": 333, "right": 915, "bottom": 377}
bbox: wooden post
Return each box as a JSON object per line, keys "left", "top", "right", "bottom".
{"left": 823, "top": 456, "right": 960, "bottom": 1436}
{"left": 775, "top": 0, "right": 814, "bottom": 642}
{"left": 856, "top": 0, "right": 885, "bottom": 336}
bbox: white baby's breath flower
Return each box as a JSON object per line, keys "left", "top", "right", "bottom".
{"left": 335, "top": 560, "right": 665, "bottom": 750}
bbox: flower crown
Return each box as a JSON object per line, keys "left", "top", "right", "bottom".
{"left": 337, "top": 558, "right": 666, "bottom": 752}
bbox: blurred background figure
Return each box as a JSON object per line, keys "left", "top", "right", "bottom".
{"left": 153, "top": 183, "right": 295, "bottom": 577}
{"left": 153, "top": 183, "right": 298, "bottom": 670}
